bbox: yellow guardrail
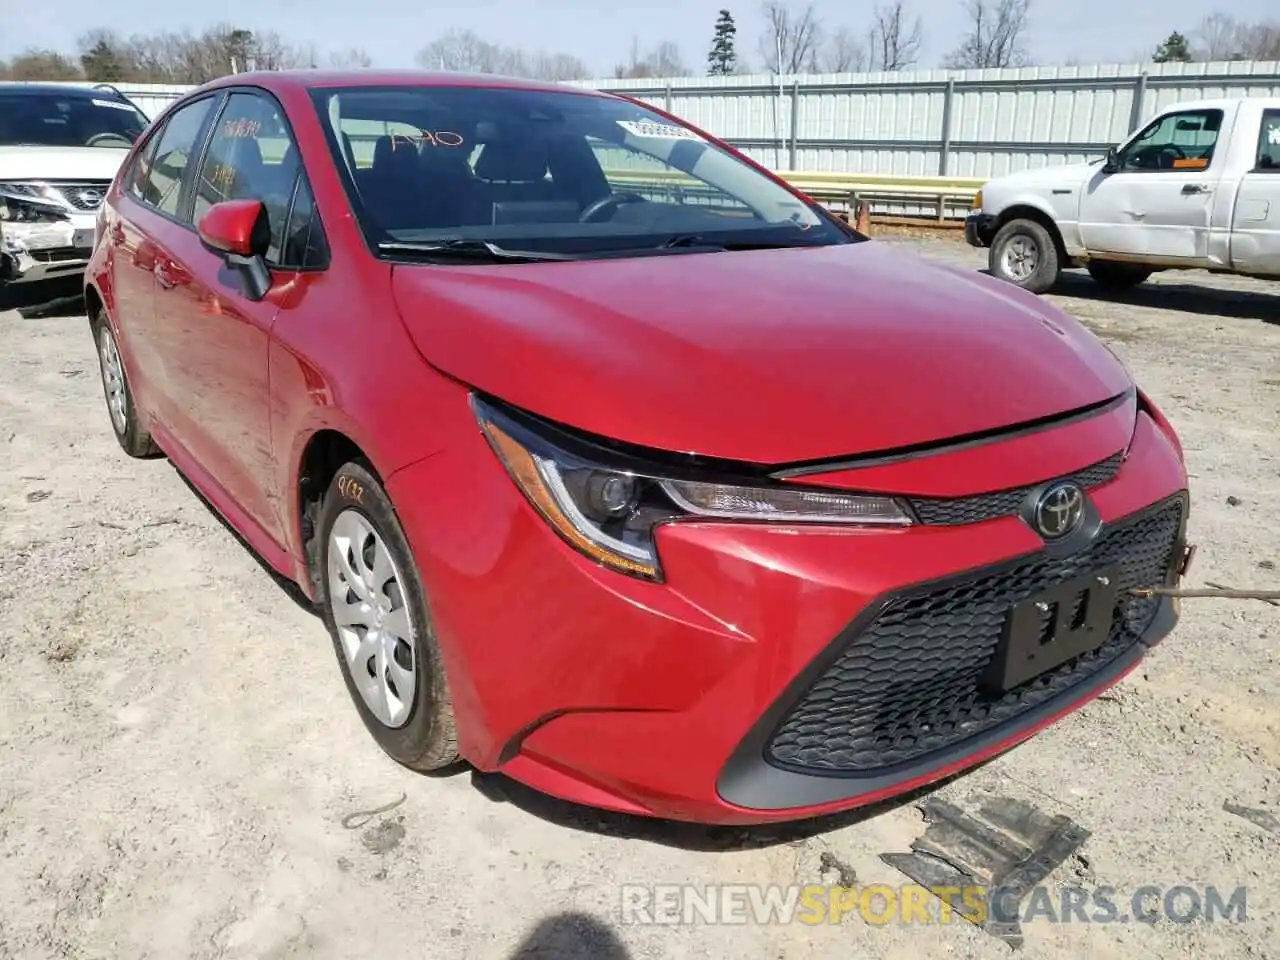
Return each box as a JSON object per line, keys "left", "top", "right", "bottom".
{"left": 603, "top": 168, "right": 983, "bottom": 221}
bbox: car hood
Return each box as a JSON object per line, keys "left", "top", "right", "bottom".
{"left": 390, "top": 241, "right": 1132, "bottom": 464}
{"left": 0, "top": 145, "right": 130, "bottom": 181}
{"left": 988, "top": 161, "right": 1101, "bottom": 188}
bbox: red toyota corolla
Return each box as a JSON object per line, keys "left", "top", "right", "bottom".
{"left": 84, "top": 70, "right": 1192, "bottom": 825}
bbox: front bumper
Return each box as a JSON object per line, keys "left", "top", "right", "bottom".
{"left": 0, "top": 215, "right": 96, "bottom": 287}
{"left": 386, "top": 403, "right": 1189, "bottom": 825}
{"left": 965, "top": 211, "right": 997, "bottom": 248}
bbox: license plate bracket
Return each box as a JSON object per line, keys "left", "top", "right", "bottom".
{"left": 982, "top": 568, "right": 1122, "bottom": 693}
{"left": 73, "top": 228, "right": 94, "bottom": 250}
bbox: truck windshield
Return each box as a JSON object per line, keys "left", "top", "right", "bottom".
{"left": 311, "top": 84, "right": 853, "bottom": 258}
{"left": 0, "top": 92, "right": 148, "bottom": 148}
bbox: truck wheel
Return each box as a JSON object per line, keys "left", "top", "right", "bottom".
{"left": 989, "top": 219, "right": 1060, "bottom": 294}
{"left": 1086, "top": 261, "right": 1153, "bottom": 290}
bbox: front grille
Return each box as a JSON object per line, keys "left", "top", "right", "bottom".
{"left": 907, "top": 451, "right": 1124, "bottom": 526}
{"left": 45, "top": 181, "right": 111, "bottom": 212}
{"left": 766, "top": 495, "right": 1184, "bottom": 775}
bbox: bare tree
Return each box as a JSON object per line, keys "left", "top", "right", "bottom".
{"left": 759, "top": 0, "right": 823, "bottom": 73}
{"left": 15, "top": 25, "right": 371, "bottom": 82}
{"left": 250, "top": 30, "right": 311, "bottom": 71}
{"left": 869, "top": 1, "right": 923, "bottom": 70}
{"left": 822, "top": 28, "right": 868, "bottom": 72}
{"left": 0, "top": 48, "right": 82, "bottom": 80}
{"left": 942, "top": 0, "right": 1032, "bottom": 69}
{"left": 1192, "top": 13, "right": 1280, "bottom": 61}
{"left": 328, "top": 47, "right": 374, "bottom": 69}
{"left": 1194, "top": 13, "right": 1244, "bottom": 59}
{"left": 615, "top": 37, "right": 691, "bottom": 78}
{"left": 414, "top": 30, "right": 587, "bottom": 80}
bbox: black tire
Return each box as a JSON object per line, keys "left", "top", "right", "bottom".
{"left": 317, "top": 460, "right": 459, "bottom": 772}
{"left": 989, "top": 218, "right": 1061, "bottom": 294}
{"left": 1086, "top": 260, "right": 1153, "bottom": 290}
{"left": 90, "top": 309, "right": 160, "bottom": 458}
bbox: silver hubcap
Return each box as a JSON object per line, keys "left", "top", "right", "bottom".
{"left": 327, "top": 508, "right": 417, "bottom": 728}
{"left": 1001, "top": 235, "right": 1040, "bottom": 281}
{"left": 97, "top": 325, "right": 128, "bottom": 435}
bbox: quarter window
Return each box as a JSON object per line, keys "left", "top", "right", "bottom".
{"left": 1118, "top": 109, "right": 1223, "bottom": 172}
{"left": 134, "top": 96, "right": 217, "bottom": 217}
{"left": 280, "top": 176, "right": 329, "bottom": 269}
{"left": 194, "top": 93, "right": 302, "bottom": 264}
{"left": 1257, "top": 110, "right": 1280, "bottom": 171}
{"left": 124, "top": 130, "right": 161, "bottom": 203}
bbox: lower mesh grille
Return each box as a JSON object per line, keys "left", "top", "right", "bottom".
{"left": 766, "top": 495, "right": 1185, "bottom": 774}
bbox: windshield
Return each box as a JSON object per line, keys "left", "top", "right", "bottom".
{"left": 310, "top": 84, "right": 853, "bottom": 258}
{"left": 0, "top": 92, "right": 148, "bottom": 148}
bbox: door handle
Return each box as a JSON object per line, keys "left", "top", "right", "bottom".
{"left": 153, "top": 259, "right": 177, "bottom": 290}
{"left": 1181, "top": 183, "right": 1210, "bottom": 195}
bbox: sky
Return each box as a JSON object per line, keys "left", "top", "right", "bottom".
{"left": 2, "top": 0, "right": 1276, "bottom": 76}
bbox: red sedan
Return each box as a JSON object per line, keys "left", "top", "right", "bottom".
{"left": 84, "top": 70, "right": 1191, "bottom": 825}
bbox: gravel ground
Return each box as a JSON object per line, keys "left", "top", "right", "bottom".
{"left": 1, "top": 237, "right": 1277, "bottom": 960}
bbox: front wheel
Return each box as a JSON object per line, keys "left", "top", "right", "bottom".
{"left": 1086, "top": 260, "right": 1153, "bottom": 290}
{"left": 318, "top": 461, "right": 459, "bottom": 772}
{"left": 989, "top": 218, "right": 1060, "bottom": 294}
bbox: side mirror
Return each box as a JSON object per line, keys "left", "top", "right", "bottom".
{"left": 1101, "top": 146, "right": 1120, "bottom": 174}
{"left": 197, "top": 199, "right": 272, "bottom": 301}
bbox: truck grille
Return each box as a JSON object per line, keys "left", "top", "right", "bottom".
{"left": 765, "top": 494, "right": 1184, "bottom": 775}
{"left": 907, "top": 451, "right": 1124, "bottom": 526}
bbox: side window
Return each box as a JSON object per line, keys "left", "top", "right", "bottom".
{"left": 134, "top": 97, "right": 216, "bottom": 217}
{"left": 194, "top": 92, "right": 300, "bottom": 264}
{"left": 280, "top": 176, "right": 329, "bottom": 270}
{"left": 124, "top": 130, "right": 161, "bottom": 203}
{"left": 1119, "top": 109, "right": 1222, "bottom": 172}
{"left": 1257, "top": 110, "right": 1280, "bottom": 171}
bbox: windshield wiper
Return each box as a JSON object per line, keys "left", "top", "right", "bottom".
{"left": 378, "top": 239, "right": 577, "bottom": 262}
{"left": 657, "top": 233, "right": 826, "bottom": 251}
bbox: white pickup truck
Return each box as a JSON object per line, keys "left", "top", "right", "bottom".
{"left": 965, "top": 96, "right": 1280, "bottom": 293}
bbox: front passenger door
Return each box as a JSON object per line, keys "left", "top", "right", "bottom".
{"left": 152, "top": 89, "right": 317, "bottom": 549}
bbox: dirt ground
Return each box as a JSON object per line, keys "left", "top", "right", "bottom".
{"left": 1, "top": 237, "right": 1277, "bottom": 960}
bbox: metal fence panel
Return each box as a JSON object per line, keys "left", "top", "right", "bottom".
{"left": 16, "top": 60, "right": 1280, "bottom": 180}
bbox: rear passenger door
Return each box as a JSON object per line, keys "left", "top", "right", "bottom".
{"left": 108, "top": 94, "right": 220, "bottom": 424}
{"left": 152, "top": 88, "right": 326, "bottom": 548}
{"left": 1229, "top": 109, "right": 1280, "bottom": 275}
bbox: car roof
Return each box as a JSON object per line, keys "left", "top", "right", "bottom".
{"left": 195, "top": 68, "right": 614, "bottom": 99}
{"left": 0, "top": 82, "right": 124, "bottom": 99}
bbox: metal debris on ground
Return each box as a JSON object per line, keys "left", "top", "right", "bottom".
{"left": 1130, "top": 584, "right": 1280, "bottom": 606}
{"left": 881, "top": 796, "right": 1090, "bottom": 949}
{"left": 1223, "top": 802, "right": 1280, "bottom": 835}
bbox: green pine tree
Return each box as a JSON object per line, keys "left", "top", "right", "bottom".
{"left": 708, "top": 10, "right": 738, "bottom": 75}
{"left": 80, "top": 39, "right": 124, "bottom": 82}
{"left": 1152, "top": 31, "right": 1193, "bottom": 63}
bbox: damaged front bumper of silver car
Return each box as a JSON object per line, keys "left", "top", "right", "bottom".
{"left": 0, "top": 182, "right": 98, "bottom": 289}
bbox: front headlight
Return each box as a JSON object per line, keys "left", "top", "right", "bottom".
{"left": 473, "top": 396, "right": 914, "bottom": 581}
{"left": 0, "top": 185, "right": 70, "bottom": 225}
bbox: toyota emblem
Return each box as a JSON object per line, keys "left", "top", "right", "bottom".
{"left": 1033, "top": 481, "right": 1085, "bottom": 539}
